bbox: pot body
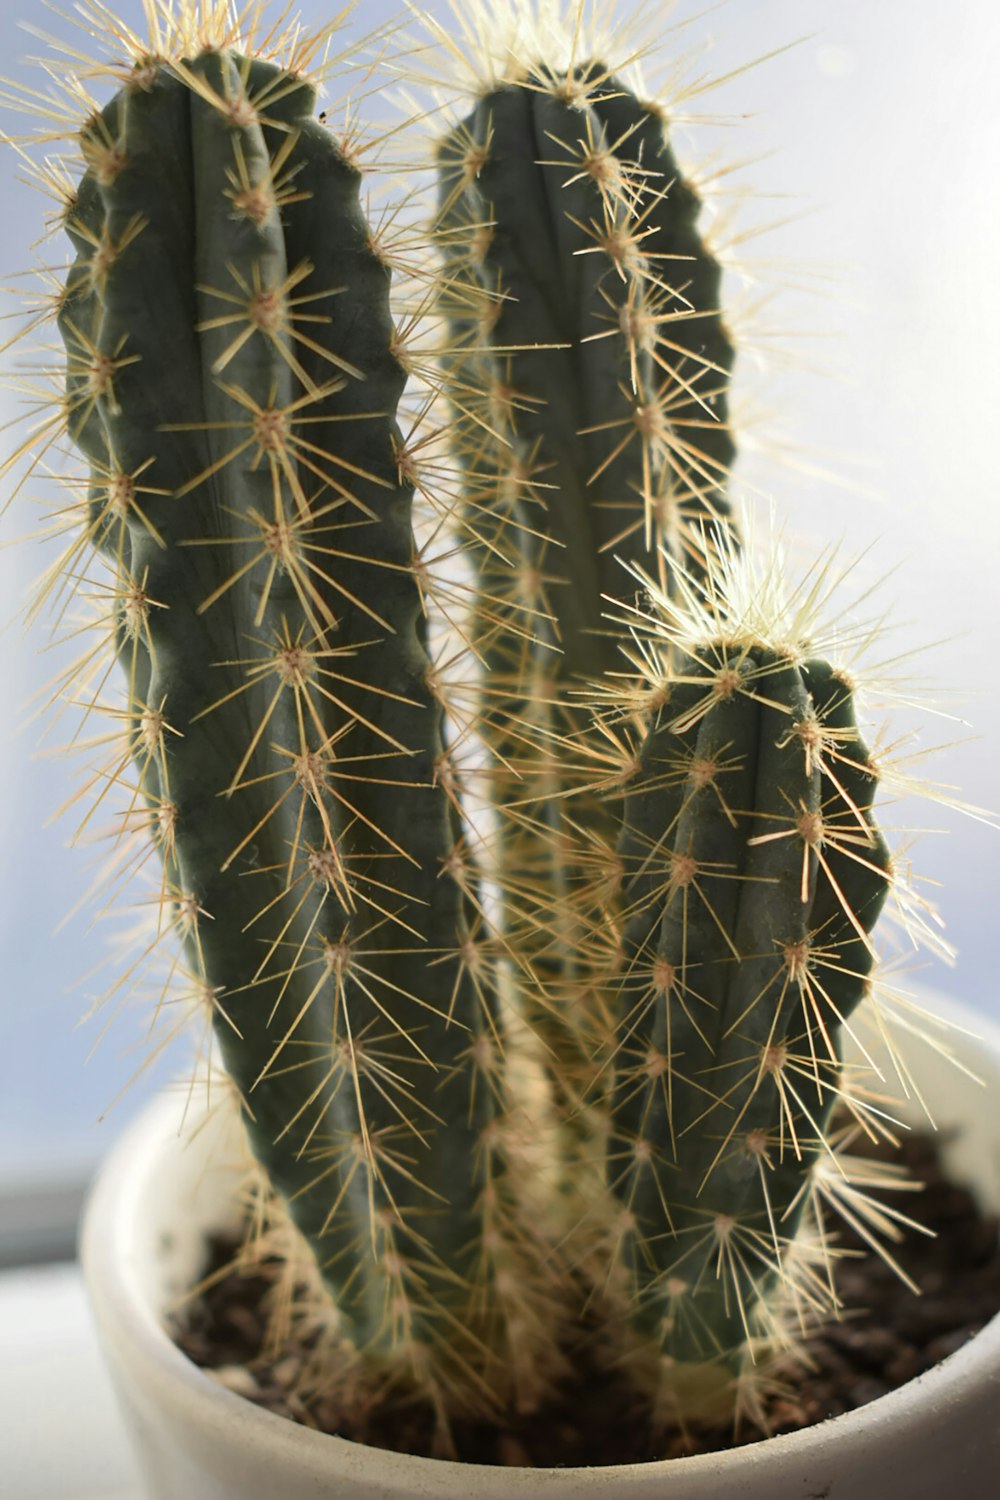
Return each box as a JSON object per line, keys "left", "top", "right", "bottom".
{"left": 81, "top": 990, "right": 1000, "bottom": 1500}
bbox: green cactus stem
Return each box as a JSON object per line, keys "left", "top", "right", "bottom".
{"left": 54, "top": 38, "right": 528, "bottom": 1401}
{"left": 434, "top": 52, "right": 738, "bottom": 1194}
{"left": 611, "top": 620, "right": 890, "bottom": 1419}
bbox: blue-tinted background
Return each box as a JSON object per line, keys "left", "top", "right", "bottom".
{"left": 1, "top": 0, "right": 997, "bottom": 1187}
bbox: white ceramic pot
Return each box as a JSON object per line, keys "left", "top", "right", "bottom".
{"left": 81, "top": 991, "right": 1000, "bottom": 1499}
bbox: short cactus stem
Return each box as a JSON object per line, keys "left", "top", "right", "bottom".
{"left": 605, "top": 569, "right": 891, "bottom": 1409}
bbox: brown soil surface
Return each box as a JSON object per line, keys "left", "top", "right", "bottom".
{"left": 174, "top": 1132, "right": 1000, "bottom": 1465}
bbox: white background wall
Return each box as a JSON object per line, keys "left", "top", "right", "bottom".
{"left": 0, "top": 0, "right": 997, "bottom": 1183}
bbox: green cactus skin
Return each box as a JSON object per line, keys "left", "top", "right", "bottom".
{"left": 56, "top": 44, "right": 516, "bottom": 1389}
{"left": 612, "top": 640, "right": 890, "bottom": 1417}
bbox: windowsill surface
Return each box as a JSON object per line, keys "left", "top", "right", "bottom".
{"left": 0, "top": 1262, "right": 142, "bottom": 1499}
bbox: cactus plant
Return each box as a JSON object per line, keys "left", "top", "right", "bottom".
{"left": 4, "top": 0, "right": 948, "bottom": 1460}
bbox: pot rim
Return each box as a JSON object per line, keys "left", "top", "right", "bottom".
{"left": 81, "top": 987, "right": 1000, "bottom": 1493}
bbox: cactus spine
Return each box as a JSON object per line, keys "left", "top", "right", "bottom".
{"left": 7, "top": 0, "right": 938, "bottom": 1451}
